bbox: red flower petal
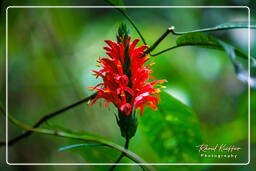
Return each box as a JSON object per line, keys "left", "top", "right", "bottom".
{"left": 89, "top": 36, "right": 166, "bottom": 116}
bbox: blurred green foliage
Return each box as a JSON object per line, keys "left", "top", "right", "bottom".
{"left": 139, "top": 91, "right": 202, "bottom": 163}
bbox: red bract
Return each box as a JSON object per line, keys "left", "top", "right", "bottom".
{"left": 89, "top": 36, "right": 166, "bottom": 116}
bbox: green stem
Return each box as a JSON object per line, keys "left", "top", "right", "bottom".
{"left": 171, "top": 26, "right": 255, "bottom": 35}
{"left": 144, "top": 27, "right": 174, "bottom": 56}
{"left": 151, "top": 24, "right": 256, "bottom": 56}
{"left": 0, "top": 93, "right": 97, "bottom": 147}
{"left": 0, "top": 103, "right": 5, "bottom": 116}
{"left": 6, "top": 113, "right": 154, "bottom": 171}
{"left": 113, "top": 7, "right": 147, "bottom": 45}
{"left": 109, "top": 137, "right": 130, "bottom": 171}
{"left": 151, "top": 45, "right": 182, "bottom": 56}
{"left": 151, "top": 43, "right": 251, "bottom": 60}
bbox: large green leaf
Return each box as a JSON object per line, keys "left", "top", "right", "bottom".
{"left": 139, "top": 91, "right": 202, "bottom": 163}
{"left": 174, "top": 32, "right": 255, "bottom": 89}
{"left": 218, "top": 40, "right": 256, "bottom": 89}
{"left": 176, "top": 32, "right": 247, "bottom": 59}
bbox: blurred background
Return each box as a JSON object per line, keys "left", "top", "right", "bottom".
{"left": 0, "top": 0, "right": 255, "bottom": 171}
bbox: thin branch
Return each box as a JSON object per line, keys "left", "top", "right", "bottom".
{"left": 6, "top": 113, "right": 154, "bottom": 171}
{"left": 151, "top": 42, "right": 252, "bottom": 59}
{"left": 120, "top": 10, "right": 147, "bottom": 45}
{"left": 109, "top": 5, "right": 147, "bottom": 45}
{"left": 0, "top": 103, "right": 6, "bottom": 146}
{"left": 109, "top": 137, "right": 130, "bottom": 171}
{"left": 171, "top": 25, "right": 256, "bottom": 35}
{"left": 144, "top": 26, "right": 175, "bottom": 56}
{"left": 0, "top": 93, "right": 97, "bottom": 147}
{"left": 151, "top": 23, "right": 256, "bottom": 56}
{"left": 151, "top": 43, "right": 225, "bottom": 56}
{"left": 0, "top": 103, "right": 5, "bottom": 116}
{"left": 151, "top": 45, "right": 180, "bottom": 56}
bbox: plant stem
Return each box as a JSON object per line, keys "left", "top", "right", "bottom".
{"left": 109, "top": 137, "right": 130, "bottom": 171}
{"left": 0, "top": 103, "right": 5, "bottom": 116}
{"left": 0, "top": 93, "right": 97, "bottom": 147}
{"left": 171, "top": 25, "right": 256, "bottom": 35}
{"left": 151, "top": 42, "right": 251, "bottom": 60}
{"left": 117, "top": 8, "right": 147, "bottom": 45}
{"left": 143, "top": 26, "right": 175, "bottom": 56}
{"left": 5, "top": 113, "right": 154, "bottom": 171}
{"left": 151, "top": 45, "right": 180, "bottom": 56}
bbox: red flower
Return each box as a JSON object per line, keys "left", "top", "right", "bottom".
{"left": 89, "top": 36, "right": 166, "bottom": 116}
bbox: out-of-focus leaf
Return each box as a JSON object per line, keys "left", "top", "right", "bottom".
{"left": 174, "top": 32, "right": 255, "bottom": 89}
{"left": 58, "top": 143, "right": 102, "bottom": 151}
{"left": 218, "top": 40, "right": 256, "bottom": 89}
{"left": 173, "top": 22, "right": 256, "bottom": 34}
{"left": 176, "top": 32, "right": 247, "bottom": 59}
{"left": 139, "top": 91, "right": 202, "bottom": 163}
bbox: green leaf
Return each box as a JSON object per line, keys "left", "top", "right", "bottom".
{"left": 176, "top": 32, "right": 247, "bottom": 59}
{"left": 174, "top": 32, "right": 255, "bottom": 89}
{"left": 173, "top": 22, "right": 256, "bottom": 34}
{"left": 139, "top": 91, "right": 202, "bottom": 163}
{"left": 217, "top": 40, "right": 256, "bottom": 89}
{"left": 58, "top": 143, "right": 102, "bottom": 151}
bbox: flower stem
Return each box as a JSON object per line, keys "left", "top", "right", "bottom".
{"left": 109, "top": 137, "right": 130, "bottom": 171}
{"left": 0, "top": 93, "right": 97, "bottom": 147}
